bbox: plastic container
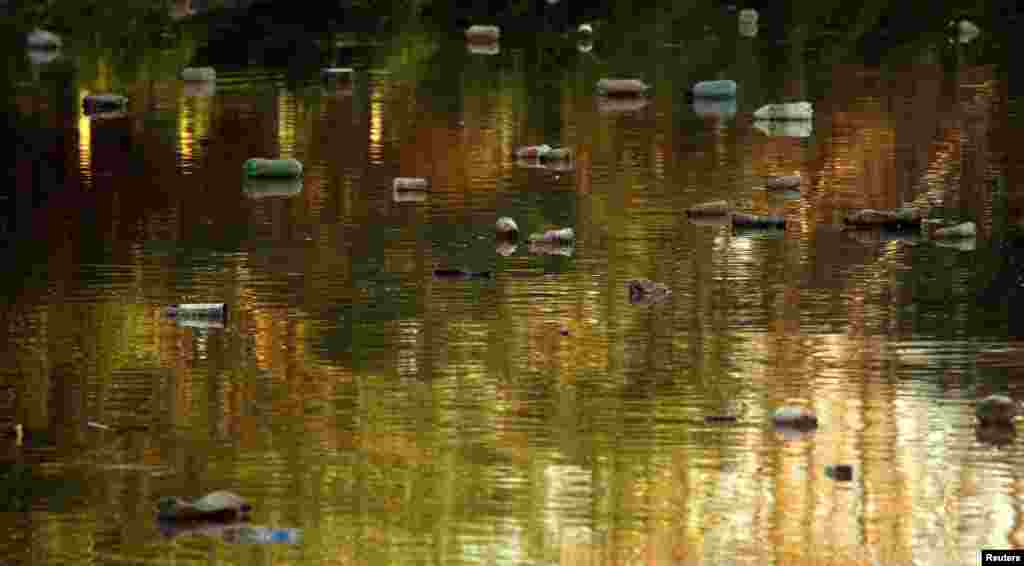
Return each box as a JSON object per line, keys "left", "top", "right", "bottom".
{"left": 692, "top": 79, "right": 737, "bottom": 99}
{"left": 539, "top": 147, "right": 572, "bottom": 161}
{"left": 465, "top": 25, "right": 500, "bottom": 42}
{"left": 392, "top": 177, "right": 429, "bottom": 191}
{"left": 165, "top": 303, "right": 228, "bottom": 319}
{"left": 83, "top": 94, "right": 128, "bottom": 114}
{"left": 596, "top": 78, "right": 650, "bottom": 96}
{"left": 243, "top": 158, "right": 303, "bottom": 179}
{"left": 181, "top": 67, "right": 216, "bottom": 82}
{"left": 529, "top": 227, "right": 574, "bottom": 243}
{"left": 753, "top": 120, "right": 812, "bottom": 138}
{"left": 753, "top": 102, "right": 814, "bottom": 120}
{"left": 514, "top": 145, "right": 552, "bottom": 159}
{"left": 26, "top": 29, "right": 61, "bottom": 49}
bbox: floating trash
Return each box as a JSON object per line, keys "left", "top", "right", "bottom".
{"left": 393, "top": 177, "right": 429, "bottom": 191}
{"left": 165, "top": 303, "right": 228, "bottom": 319}
{"left": 738, "top": 8, "right": 758, "bottom": 24}
{"left": 956, "top": 19, "right": 980, "bottom": 44}
{"left": 765, "top": 173, "right": 801, "bottom": 191}
{"left": 825, "top": 464, "right": 853, "bottom": 482}
{"left": 628, "top": 279, "right": 671, "bottom": 305}
{"left": 976, "top": 394, "right": 1020, "bottom": 426}
{"left": 753, "top": 120, "right": 812, "bottom": 137}
{"left": 321, "top": 67, "right": 354, "bottom": 77}
{"left": 529, "top": 227, "right": 574, "bottom": 243}
{"left": 515, "top": 144, "right": 552, "bottom": 159}
{"left": 83, "top": 94, "right": 128, "bottom": 115}
{"left": 739, "top": 19, "right": 758, "bottom": 38}
{"left": 496, "top": 217, "right": 519, "bottom": 239}
{"left": 26, "top": 28, "right": 61, "bottom": 49}
{"left": 578, "top": 23, "right": 593, "bottom": 35}
{"left": 181, "top": 67, "right": 216, "bottom": 82}
{"left": 732, "top": 213, "right": 786, "bottom": 229}
{"left": 753, "top": 102, "right": 813, "bottom": 120}
{"left": 686, "top": 200, "right": 731, "bottom": 216}
{"left": 771, "top": 406, "right": 818, "bottom": 431}
{"left": 157, "top": 491, "right": 251, "bottom": 521}
{"left": 596, "top": 78, "right": 650, "bottom": 96}
{"left": 930, "top": 221, "right": 976, "bottom": 239}
{"left": 577, "top": 39, "right": 593, "bottom": 54}
{"left": 704, "top": 415, "right": 739, "bottom": 424}
{"left": 243, "top": 158, "right": 303, "bottom": 179}
{"left": 540, "top": 147, "right": 572, "bottom": 161}
{"left": 465, "top": 25, "right": 500, "bottom": 42}
{"left": 692, "top": 79, "right": 737, "bottom": 99}
{"left": 243, "top": 177, "right": 303, "bottom": 199}
{"left": 528, "top": 241, "right": 574, "bottom": 257}
{"left": 843, "top": 208, "right": 922, "bottom": 228}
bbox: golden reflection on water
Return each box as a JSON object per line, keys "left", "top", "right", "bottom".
{"left": 5, "top": 40, "right": 1024, "bottom": 566}
{"left": 77, "top": 89, "right": 92, "bottom": 188}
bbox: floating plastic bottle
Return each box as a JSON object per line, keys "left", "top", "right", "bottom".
{"left": 83, "top": 94, "right": 128, "bottom": 114}
{"left": 596, "top": 78, "right": 650, "bottom": 96}
{"left": 181, "top": 67, "right": 216, "bottom": 82}
{"left": 692, "top": 79, "right": 737, "bottom": 99}
{"left": 465, "top": 25, "right": 500, "bottom": 42}
{"left": 753, "top": 102, "right": 813, "bottom": 120}
{"left": 26, "top": 29, "right": 61, "bottom": 49}
{"left": 165, "top": 303, "right": 228, "bottom": 319}
{"left": 392, "top": 177, "right": 429, "bottom": 191}
{"left": 243, "top": 158, "right": 303, "bottom": 179}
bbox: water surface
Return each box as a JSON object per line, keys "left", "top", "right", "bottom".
{"left": 4, "top": 11, "right": 1024, "bottom": 566}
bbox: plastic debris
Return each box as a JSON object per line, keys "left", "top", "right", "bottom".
{"left": 26, "top": 29, "right": 61, "bottom": 49}
{"left": 825, "top": 464, "right": 853, "bottom": 482}
{"left": 181, "top": 67, "right": 216, "bottom": 82}
{"left": 686, "top": 200, "right": 731, "bottom": 216}
{"left": 243, "top": 158, "right": 303, "bottom": 179}
{"left": 165, "top": 303, "right": 228, "bottom": 319}
{"left": 596, "top": 78, "right": 650, "bottom": 96}
{"left": 692, "top": 79, "right": 737, "bottom": 99}
{"left": 465, "top": 25, "right": 500, "bottom": 42}
{"left": 754, "top": 102, "right": 813, "bottom": 120}
{"left": 83, "top": 94, "right": 128, "bottom": 114}
{"left": 753, "top": 120, "right": 812, "bottom": 137}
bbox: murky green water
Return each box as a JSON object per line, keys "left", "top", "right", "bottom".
{"left": 4, "top": 9, "right": 1024, "bottom": 566}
